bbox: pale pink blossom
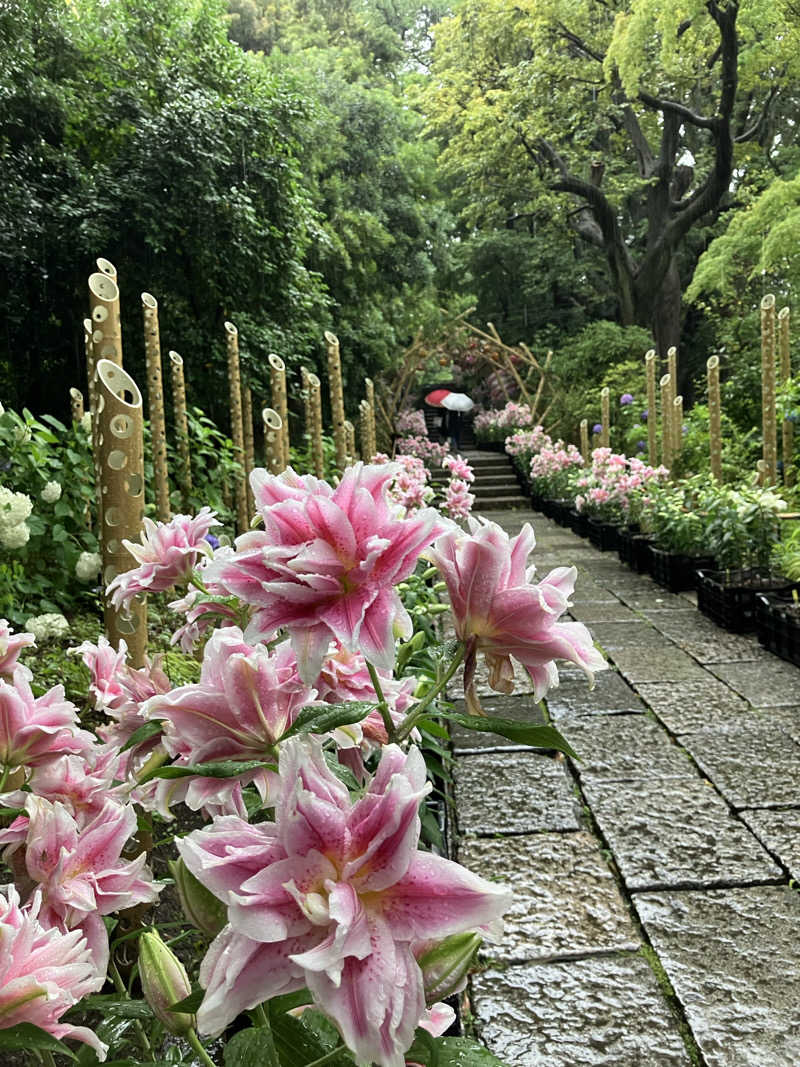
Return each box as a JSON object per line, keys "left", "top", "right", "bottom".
{"left": 0, "top": 669, "right": 92, "bottom": 772}
{"left": 429, "top": 519, "right": 607, "bottom": 707}
{"left": 0, "top": 620, "right": 35, "bottom": 678}
{"left": 419, "top": 1003, "right": 456, "bottom": 1037}
{"left": 179, "top": 738, "right": 509, "bottom": 1066}
{"left": 107, "top": 507, "right": 219, "bottom": 609}
{"left": 441, "top": 454, "right": 474, "bottom": 483}
{"left": 3, "top": 747, "right": 122, "bottom": 826}
{"left": 0, "top": 885, "right": 106, "bottom": 1059}
{"left": 442, "top": 478, "right": 474, "bottom": 520}
{"left": 168, "top": 588, "right": 239, "bottom": 653}
{"left": 206, "top": 463, "right": 447, "bottom": 682}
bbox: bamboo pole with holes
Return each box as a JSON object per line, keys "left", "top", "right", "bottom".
{"left": 707, "top": 356, "right": 722, "bottom": 481}
{"left": 263, "top": 408, "right": 283, "bottom": 474}
{"left": 242, "top": 384, "right": 255, "bottom": 515}
{"left": 580, "top": 419, "right": 589, "bottom": 460}
{"left": 324, "top": 331, "right": 347, "bottom": 469}
{"left": 660, "top": 374, "right": 673, "bottom": 470}
{"left": 762, "top": 294, "right": 777, "bottom": 484}
{"left": 141, "top": 294, "right": 170, "bottom": 521}
{"left": 169, "top": 352, "right": 192, "bottom": 505}
{"left": 344, "top": 420, "right": 357, "bottom": 464}
{"left": 364, "top": 378, "right": 377, "bottom": 458}
{"left": 779, "top": 306, "right": 793, "bottom": 486}
{"left": 301, "top": 367, "right": 313, "bottom": 448}
{"left": 88, "top": 271, "right": 123, "bottom": 367}
{"left": 307, "top": 372, "right": 325, "bottom": 477}
{"left": 95, "top": 359, "right": 147, "bottom": 665}
{"left": 69, "top": 388, "right": 84, "bottom": 423}
{"left": 600, "top": 387, "right": 610, "bottom": 447}
{"left": 224, "top": 322, "right": 248, "bottom": 532}
{"left": 672, "top": 396, "right": 683, "bottom": 460}
{"left": 359, "top": 401, "right": 370, "bottom": 461}
{"left": 268, "top": 354, "right": 289, "bottom": 466}
{"left": 645, "top": 350, "right": 657, "bottom": 465}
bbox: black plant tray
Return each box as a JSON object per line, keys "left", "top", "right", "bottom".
{"left": 697, "top": 569, "right": 798, "bottom": 633}
{"left": 649, "top": 547, "right": 715, "bottom": 593}
{"left": 617, "top": 527, "right": 652, "bottom": 572}
{"left": 756, "top": 591, "right": 800, "bottom": 665}
{"left": 569, "top": 509, "right": 589, "bottom": 538}
{"left": 587, "top": 518, "right": 620, "bottom": 552}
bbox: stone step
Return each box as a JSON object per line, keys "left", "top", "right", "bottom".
{"left": 473, "top": 495, "right": 531, "bottom": 510}
{"left": 473, "top": 488, "right": 528, "bottom": 501}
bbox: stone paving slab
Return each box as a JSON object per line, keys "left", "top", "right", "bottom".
{"left": 635, "top": 679, "right": 751, "bottom": 734}
{"left": 582, "top": 777, "right": 783, "bottom": 890}
{"left": 562, "top": 715, "right": 691, "bottom": 782}
{"left": 459, "top": 832, "right": 639, "bottom": 963}
{"left": 708, "top": 658, "right": 800, "bottom": 706}
{"left": 569, "top": 600, "right": 639, "bottom": 624}
{"left": 471, "top": 954, "right": 691, "bottom": 1066}
{"left": 635, "top": 887, "right": 800, "bottom": 1067}
{"left": 643, "top": 610, "right": 769, "bottom": 663}
{"left": 681, "top": 723, "right": 800, "bottom": 808}
{"left": 546, "top": 669, "right": 645, "bottom": 720}
{"left": 618, "top": 589, "right": 695, "bottom": 611}
{"left": 450, "top": 694, "right": 545, "bottom": 752}
{"left": 454, "top": 752, "right": 579, "bottom": 836}
{"left": 589, "top": 621, "right": 664, "bottom": 651}
{"left": 739, "top": 808, "right": 800, "bottom": 880}
{"left": 611, "top": 647, "right": 709, "bottom": 685}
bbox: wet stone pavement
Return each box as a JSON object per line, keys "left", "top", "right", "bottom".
{"left": 451, "top": 508, "right": 800, "bottom": 1067}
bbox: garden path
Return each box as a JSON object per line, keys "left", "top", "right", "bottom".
{"left": 452, "top": 505, "right": 800, "bottom": 1067}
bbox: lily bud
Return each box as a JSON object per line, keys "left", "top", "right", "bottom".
{"left": 416, "top": 932, "right": 482, "bottom": 1004}
{"left": 168, "top": 857, "right": 226, "bottom": 938}
{"left": 138, "top": 928, "right": 194, "bottom": 1035}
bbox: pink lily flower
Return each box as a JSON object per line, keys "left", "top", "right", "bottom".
{"left": 429, "top": 518, "right": 607, "bottom": 707}
{"left": 107, "top": 506, "right": 219, "bottom": 610}
{"left": 168, "top": 588, "right": 239, "bottom": 653}
{"left": 2, "top": 746, "right": 123, "bottom": 827}
{"left": 0, "top": 885, "right": 107, "bottom": 1060}
{"left": 0, "top": 620, "right": 35, "bottom": 678}
{"left": 0, "top": 669, "right": 93, "bottom": 774}
{"left": 206, "top": 463, "right": 448, "bottom": 682}
{"left": 178, "top": 738, "right": 509, "bottom": 1066}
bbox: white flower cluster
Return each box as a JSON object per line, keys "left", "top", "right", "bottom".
{"left": 24, "top": 613, "right": 70, "bottom": 642}
{"left": 0, "top": 486, "right": 33, "bottom": 550}
{"left": 80, "top": 411, "right": 92, "bottom": 434}
{"left": 75, "top": 551, "right": 102, "bottom": 582}
{"left": 41, "top": 480, "right": 62, "bottom": 503}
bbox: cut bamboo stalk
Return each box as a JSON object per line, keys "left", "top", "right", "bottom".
{"left": 325, "top": 331, "right": 347, "bottom": 469}
{"left": 70, "top": 388, "right": 84, "bottom": 423}
{"left": 344, "top": 419, "right": 357, "bottom": 464}
{"left": 307, "top": 372, "right": 325, "bottom": 478}
{"left": 263, "top": 407, "right": 283, "bottom": 475}
{"left": 242, "top": 383, "right": 255, "bottom": 515}
{"left": 672, "top": 395, "right": 683, "bottom": 459}
{"left": 667, "top": 346, "right": 678, "bottom": 401}
{"left": 268, "top": 353, "right": 290, "bottom": 466}
{"left": 660, "top": 374, "right": 673, "bottom": 471}
{"left": 645, "top": 349, "right": 657, "bottom": 465}
{"left": 580, "top": 418, "right": 589, "bottom": 460}
{"left": 96, "top": 257, "right": 117, "bottom": 282}
{"left": 779, "top": 306, "right": 793, "bottom": 486}
{"left": 224, "top": 321, "right": 248, "bottom": 532}
{"left": 141, "top": 293, "right": 170, "bottom": 521}
{"left": 600, "top": 387, "right": 610, "bottom": 447}
{"left": 168, "top": 352, "right": 192, "bottom": 506}
{"left": 364, "top": 378, "right": 377, "bottom": 458}
{"left": 95, "top": 359, "right": 147, "bottom": 666}
{"left": 707, "top": 356, "right": 722, "bottom": 481}
{"left": 761, "top": 294, "right": 777, "bottom": 484}
{"left": 300, "top": 366, "right": 313, "bottom": 456}
{"left": 359, "top": 401, "right": 370, "bottom": 461}
{"left": 88, "top": 272, "right": 123, "bottom": 366}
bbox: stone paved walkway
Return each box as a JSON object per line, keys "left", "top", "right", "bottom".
{"left": 453, "top": 508, "right": 800, "bottom": 1067}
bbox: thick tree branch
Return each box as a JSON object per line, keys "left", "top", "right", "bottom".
{"left": 639, "top": 90, "right": 716, "bottom": 130}
{"left": 555, "top": 22, "right": 606, "bottom": 63}
{"left": 735, "top": 85, "right": 778, "bottom": 143}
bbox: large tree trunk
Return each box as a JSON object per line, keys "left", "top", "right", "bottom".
{"left": 650, "top": 258, "right": 682, "bottom": 358}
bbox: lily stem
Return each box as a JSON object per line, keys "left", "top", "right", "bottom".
{"left": 187, "top": 1028, "right": 217, "bottom": 1067}
{"left": 366, "top": 661, "right": 396, "bottom": 743}
{"left": 394, "top": 641, "right": 465, "bottom": 743}
{"left": 305, "top": 1044, "right": 348, "bottom": 1067}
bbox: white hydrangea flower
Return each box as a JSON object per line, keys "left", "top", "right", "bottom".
{"left": 80, "top": 412, "right": 92, "bottom": 434}
{"left": 25, "top": 613, "right": 70, "bottom": 642}
{"left": 75, "top": 551, "right": 102, "bottom": 581}
{"left": 1, "top": 522, "right": 30, "bottom": 549}
{"left": 0, "top": 487, "right": 33, "bottom": 531}
{"left": 41, "top": 481, "right": 62, "bottom": 503}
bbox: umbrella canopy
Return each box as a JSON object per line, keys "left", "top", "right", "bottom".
{"left": 441, "top": 392, "right": 474, "bottom": 413}
{"left": 424, "top": 388, "right": 451, "bottom": 407}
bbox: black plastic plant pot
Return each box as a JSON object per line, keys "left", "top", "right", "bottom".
{"left": 631, "top": 533, "right": 654, "bottom": 573}
{"left": 587, "top": 518, "right": 620, "bottom": 552}
{"left": 648, "top": 546, "right": 715, "bottom": 593}
{"left": 552, "top": 499, "right": 573, "bottom": 527}
{"left": 697, "top": 569, "right": 799, "bottom": 633}
{"left": 569, "top": 509, "right": 589, "bottom": 538}
{"left": 617, "top": 525, "right": 648, "bottom": 569}
{"left": 756, "top": 591, "right": 800, "bottom": 665}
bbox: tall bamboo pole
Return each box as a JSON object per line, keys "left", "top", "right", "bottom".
{"left": 88, "top": 272, "right": 123, "bottom": 366}
{"left": 344, "top": 420, "right": 357, "bottom": 464}
{"left": 779, "top": 306, "right": 793, "bottom": 486}
{"left": 263, "top": 408, "right": 284, "bottom": 474}
{"left": 141, "top": 293, "right": 170, "bottom": 521}
{"left": 660, "top": 374, "right": 673, "bottom": 471}
{"left": 307, "top": 372, "right": 325, "bottom": 478}
{"left": 69, "top": 388, "right": 84, "bottom": 423}
{"left": 672, "top": 396, "right": 683, "bottom": 460}
{"left": 268, "top": 354, "right": 290, "bottom": 466}
{"left": 364, "top": 377, "right": 377, "bottom": 458}
{"left": 96, "top": 257, "right": 117, "bottom": 282}
{"left": 324, "top": 331, "right": 347, "bottom": 469}
{"left": 359, "top": 401, "right": 370, "bottom": 462}
{"left": 645, "top": 349, "right": 657, "bottom": 465}
{"left": 667, "top": 347, "right": 678, "bottom": 404}
{"left": 224, "top": 321, "right": 248, "bottom": 533}
{"left": 242, "top": 384, "right": 255, "bottom": 516}
{"left": 761, "top": 294, "right": 777, "bottom": 484}
{"left": 300, "top": 367, "right": 313, "bottom": 451}
{"left": 95, "top": 359, "right": 147, "bottom": 666}
{"left": 707, "top": 356, "right": 722, "bottom": 481}
{"left": 168, "top": 352, "right": 192, "bottom": 507}
{"left": 600, "top": 387, "right": 610, "bottom": 447}
{"left": 579, "top": 418, "right": 589, "bottom": 461}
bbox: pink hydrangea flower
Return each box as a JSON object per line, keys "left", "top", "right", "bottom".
{"left": 206, "top": 464, "right": 447, "bottom": 683}
{"left": 429, "top": 518, "right": 607, "bottom": 707}
{"left": 0, "top": 885, "right": 107, "bottom": 1059}
{"left": 107, "top": 507, "right": 219, "bottom": 610}
{"left": 0, "top": 620, "right": 35, "bottom": 678}
{"left": 178, "top": 738, "right": 509, "bottom": 1066}
{"left": 0, "top": 669, "right": 93, "bottom": 773}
